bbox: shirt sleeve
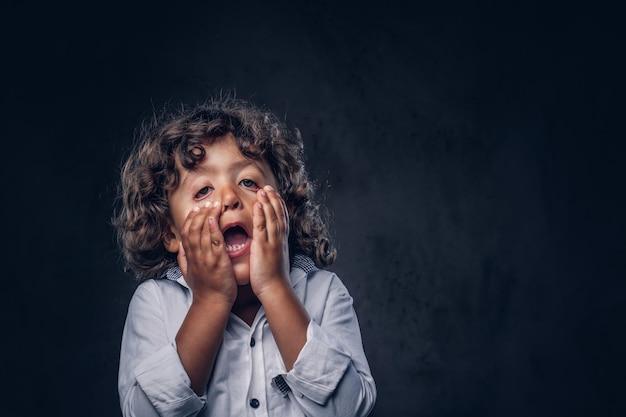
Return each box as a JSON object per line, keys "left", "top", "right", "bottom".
{"left": 118, "top": 280, "right": 206, "bottom": 417}
{"left": 282, "top": 272, "right": 377, "bottom": 417}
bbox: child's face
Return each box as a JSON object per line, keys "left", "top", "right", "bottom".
{"left": 164, "top": 133, "right": 279, "bottom": 286}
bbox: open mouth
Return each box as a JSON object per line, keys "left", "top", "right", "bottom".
{"left": 222, "top": 225, "right": 250, "bottom": 257}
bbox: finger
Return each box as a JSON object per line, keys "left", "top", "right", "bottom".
{"left": 177, "top": 241, "right": 188, "bottom": 277}
{"left": 272, "top": 187, "right": 290, "bottom": 235}
{"left": 253, "top": 200, "right": 268, "bottom": 242}
{"left": 181, "top": 205, "right": 201, "bottom": 251}
{"left": 208, "top": 203, "right": 227, "bottom": 255}
{"left": 183, "top": 204, "right": 210, "bottom": 256}
{"left": 198, "top": 200, "right": 225, "bottom": 254}
{"left": 261, "top": 185, "right": 287, "bottom": 239}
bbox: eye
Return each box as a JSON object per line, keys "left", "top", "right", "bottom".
{"left": 240, "top": 178, "right": 260, "bottom": 190}
{"left": 195, "top": 186, "right": 213, "bottom": 199}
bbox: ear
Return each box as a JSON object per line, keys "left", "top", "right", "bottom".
{"left": 163, "top": 225, "right": 181, "bottom": 254}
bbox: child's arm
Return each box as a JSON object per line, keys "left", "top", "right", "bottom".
{"left": 175, "top": 202, "right": 237, "bottom": 395}
{"left": 249, "top": 186, "right": 310, "bottom": 369}
{"left": 294, "top": 275, "right": 377, "bottom": 416}
{"left": 250, "top": 186, "right": 376, "bottom": 416}
{"left": 118, "top": 202, "right": 235, "bottom": 416}
{"left": 118, "top": 280, "right": 210, "bottom": 417}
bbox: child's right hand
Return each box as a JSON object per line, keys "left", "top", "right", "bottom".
{"left": 177, "top": 201, "right": 237, "bottom": 305}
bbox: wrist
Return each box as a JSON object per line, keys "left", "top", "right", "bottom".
{"left": 254, "top": 278, "right": 293, "bottom": 304}
{"left": 192, "top": 291, "right": 235, "bottom": 310}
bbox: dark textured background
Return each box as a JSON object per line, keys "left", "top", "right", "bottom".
{"left": 3, "top": 1, "right": 624, "bottom": 416}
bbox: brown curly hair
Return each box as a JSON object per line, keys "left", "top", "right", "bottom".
{"left": 112, "top": 94, "right": 337, "bottom": 281}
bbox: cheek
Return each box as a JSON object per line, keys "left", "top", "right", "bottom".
{"left": 167, "top": 200, "right": 191, "bottom": 234}
{"left": 242, "top": 191, "right": 261, "bottom": 207}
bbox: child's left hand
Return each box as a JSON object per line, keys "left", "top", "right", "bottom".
{"left": 249, "top": 185, "right": 291, "bottom": 298}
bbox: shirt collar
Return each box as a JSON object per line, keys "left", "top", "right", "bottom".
{"left": 161, "top": 253, "right": 318, "bottom": 289}
{"left": 291, "top": 253, "right": 318, "bottom": 274}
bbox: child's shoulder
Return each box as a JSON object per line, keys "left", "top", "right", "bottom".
{"left": 297, "top": 267, "right": 356, "bottom": 323}
{"left": 134, "top": 276, "right": 186, "bottom": 290}
{"left": 291, "top": 255, "right": 346, "bottom": 288}
{"left": 130, "top": 277, "right": 189, "bottom": 306}
{"left": 311, "top": 268, "right": 351, "bottom": 293}
{"left": 299, "top": 267, "right": 353, "bottom": 300}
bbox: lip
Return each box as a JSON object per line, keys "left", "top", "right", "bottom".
{"left": 221, "top": 221, "right": 251, "bottom": 259}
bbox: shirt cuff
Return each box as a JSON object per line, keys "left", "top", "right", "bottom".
{"left": 134, "top": 343, "right": 206, "bottom": 415}
{"left": 284, "top": 320, "right": 352, "bottom": 405}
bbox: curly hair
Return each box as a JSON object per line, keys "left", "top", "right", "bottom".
{"left": 112, "top": 94, "right": 337, "bottom": 281}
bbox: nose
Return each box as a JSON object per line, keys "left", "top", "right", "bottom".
{"left": 220, "top": 185, "right": 240, "bottom": 212}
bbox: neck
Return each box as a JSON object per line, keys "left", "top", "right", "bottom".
{"left": 232, "top": 284, "right": 261, "bottom": 326}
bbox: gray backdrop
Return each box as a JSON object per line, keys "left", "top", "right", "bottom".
{"left": 3, "top": 1, "right": 624, "bottom": 416}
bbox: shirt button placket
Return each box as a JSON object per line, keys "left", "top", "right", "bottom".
{"left": 249, "top": 326, "right": 266, "bottom": 414}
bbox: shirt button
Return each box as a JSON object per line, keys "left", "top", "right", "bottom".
{"left": 249, "top": 398, "right": 260, "bottom": 408}
{"left": 250, "top": 337, "right": 255, "bottom": 347}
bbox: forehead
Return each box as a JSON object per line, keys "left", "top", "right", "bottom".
{"left": 178, "top": 134, "right": 275, "bottom": 181}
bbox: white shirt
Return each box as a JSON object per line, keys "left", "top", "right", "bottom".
{"left": 118, "top": 255, "right": 376, "bottom": 416}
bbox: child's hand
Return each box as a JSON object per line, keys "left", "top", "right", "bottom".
{"left": 250, "top": 185, "right": 291, "bottom": 298}
{"left": 177, "top": 201, "right": 237, "bottom": 305}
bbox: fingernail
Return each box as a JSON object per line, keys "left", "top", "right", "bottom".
{"left": 192, "top": 205, "right": 200, "bottom": 212}
{"left": 259, "top": 189, "right": 267, "bottom": 197}
{"left": 213, "top": 201, "right": 220, "bottom": 208}
{"left": 265, "top": 185, "right": 274, "bottom": 191}
{"left": 204, "top": 200, "right": 212, "bottom": 208}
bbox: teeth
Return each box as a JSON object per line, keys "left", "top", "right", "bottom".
{"left": 226, "top": 243, "right": 245, "bottom": 252}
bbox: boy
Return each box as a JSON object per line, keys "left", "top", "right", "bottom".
{"left": 114, "top": 94, "right": 376, "bottom": 416}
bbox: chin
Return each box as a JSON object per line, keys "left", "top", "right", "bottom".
{"left": 232, "top": 259, "right": 251, "bottom": 286}
{"left": 235, "top": 276, "right": 251, "bottom": 286}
